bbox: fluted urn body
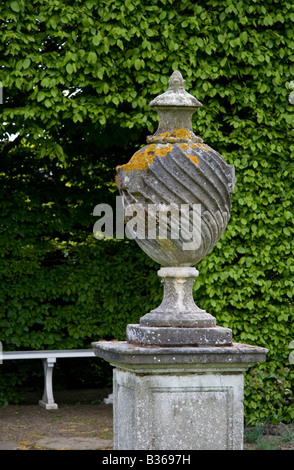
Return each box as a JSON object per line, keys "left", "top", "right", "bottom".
{"left": 116, "top": 71, "right": 235, "bottom": 267}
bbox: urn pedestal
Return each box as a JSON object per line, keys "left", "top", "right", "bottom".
{"left": 92, "top": 341, "right": 267, "bottom": 450}
{"left": 92, "top": 71, "right": 267, "bottom": 450}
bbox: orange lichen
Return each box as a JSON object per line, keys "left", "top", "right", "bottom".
{"left": 188, "top": 154, "right": 199, "bottom": 165}
{"left": 117, "top": 144, "right": 172, "bottom": 173}
{"left": 116, "top": 140, "right": 212, "bottom": 174}
{"left": 198, "top": 143, "right": 211, "bottom": 151}
{"left": 148, "top": 128, "right": 195, "bottom": 144}
{"left": 179, "top": 144, "right": 199, "bottom": 165}
{"left": 179, "top": 143, "right": 211, "bottom": 152}
{"left": 170, "top": 128, "right": 191, "bottom": 140}
{"left": 178, "top": 142, "right": 212, "bottom": 164}
{"left": 151, "top": 131, "right": 170, "bottom": 141}
{"left": 179, "top": 144, "right": 189, "bottom": 150}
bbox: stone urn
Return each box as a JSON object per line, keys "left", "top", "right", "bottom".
{"left": 115, "top": 71, "right": 235, "bottom": 347}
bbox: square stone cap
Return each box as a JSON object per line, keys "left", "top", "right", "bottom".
{"left": 92, "top": 340, "right": 268, "bottom": 370}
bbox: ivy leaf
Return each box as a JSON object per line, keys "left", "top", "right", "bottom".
{"left": 87, "top": 51, "right": 97, "bottom": 64}
{"left": 93, "top": 34, "right": 102, "bottom": 46}
{"left": 11, "top": 1, "right": 20, "bottom": 12}
{"left": 23, "top": 58, "right": 31, "bottom": 69}
{"left": 66, "top": 63, "right": 73, "bottom": 74}
{"left": 37, "top": 91, "right": 46, "bottom": 102}
{"left": 134, "top": 58, "right": 141, "bottom": 70}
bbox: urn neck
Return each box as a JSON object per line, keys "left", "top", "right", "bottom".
{"left": 147, "top": 71, "right": 203, "bottom": 144}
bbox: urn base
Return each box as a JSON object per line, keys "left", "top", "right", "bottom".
{"left": 126, "top": 324, "right": 232, "bottom": 347}
{"left": 139, "top": 311, "right": 216, "bottom": 328}
{"left": 128, "top": 266, "right": 232, "bottom": 347}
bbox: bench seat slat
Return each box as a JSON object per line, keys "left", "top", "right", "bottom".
{"left": 2, "top": 349, "right": 95, "bottom": 360}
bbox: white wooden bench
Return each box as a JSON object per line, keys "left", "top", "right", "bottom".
{"left": 2, "top": 349, "right": 95, "bottom": 410}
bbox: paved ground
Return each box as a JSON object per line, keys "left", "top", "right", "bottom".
{"left": 0, "top": 388, "right": 113, "bottom": 450}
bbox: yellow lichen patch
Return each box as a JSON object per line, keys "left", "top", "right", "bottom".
{"left": 190, "top": 143, "right": 211, "bottom": 151}
{"left": 179, "top": 144, "right": 199, "bottom": 165}
{"left": 188, "top": 154, "right": 199, "bottom": 165}
{"left": 151, "top": 132, "right": 171, "bottom": 141}
{"left": 198, "top": 143, "right": 211, "bottom": 151}
{"left": 170, "top": 129, "right": 191, "bottom": 140}
{"left": 117, "top": 139, "right": 212, "bottom": 174}
{"left": 118, "top": 144, "right": 172, "bottom": 173}
{"left": 147, "top": 128, "right": 198, "bottom": 144}
{"left": 179, "top": 144, "right": 189, "bottom": 150}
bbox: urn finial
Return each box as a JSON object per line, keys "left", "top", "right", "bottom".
{"left": 149, "top": 70, "right": 202, "bottom": 109}
{"left": 169, "top": 70, "right": 185, "bottom": 90}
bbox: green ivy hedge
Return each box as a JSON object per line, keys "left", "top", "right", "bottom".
{"left": 0, "top": 144, "right": 161, "bottom": 403}
{"left": 0, "top": 0, "right": 293, "bottom": 423}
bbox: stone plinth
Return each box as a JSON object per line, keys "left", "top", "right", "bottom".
{"left": 92, "top": 341, "right": 268, "bottom": 450}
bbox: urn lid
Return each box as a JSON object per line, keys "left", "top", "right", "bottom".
{"left": 149, "top": 71, "right": 202, "bottom": 109}
{"left": 147, "top": 71, "right": 203, "bottom": 143}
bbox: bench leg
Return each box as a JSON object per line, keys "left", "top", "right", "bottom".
{"left": 39, "top": 358, "right": 58, "bottom": 410}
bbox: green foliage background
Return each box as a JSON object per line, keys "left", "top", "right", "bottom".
{"left": 0, "top": 0, "right": 293, "bottom": 423}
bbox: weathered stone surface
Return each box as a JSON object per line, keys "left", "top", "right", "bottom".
{"left": 117, "top": 142, "right": 235, "bottom": 267}
{"left": 127, "top": 324, "right": 232, "bottom": 347}
{"left": 92, "top": 341, "right": 267, "bottom": 450}
{"left": 127, "top": 267, "right": 233, "bottom": 347}
{"left": 149, "top": 70, "right": 203, "bottom": 109}
{"left": 139, "top": 267, "right": 216, "bottom": 328}
{"left": 113, "top": 368, "right": 243, "bottom": 450}
{"left": 92, "top": 340, "right": 268, "bottom": 370}
{"left": 116, "top": 71, "right": 235, "bottom": 268}
{"left": 115, "top": 72, "right": 236, "bottom": 347}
